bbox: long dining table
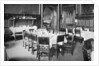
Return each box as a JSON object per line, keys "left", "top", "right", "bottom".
{"left": 24, "top": 28, "right": 66, "bottom": 49}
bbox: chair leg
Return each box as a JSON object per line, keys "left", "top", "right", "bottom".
{"left": 71, "top": 46, "right": 74, "bottom": 55}
{"left": 39, "top": 55, "right": 40, "bottom": 61}
{"left": 37, "top": 52, "right": 39, "bottom": 58}
{"left": 49, "top": 51, "right": 50, "bottom": 61}
{"left": 56, "top": 46, "right": 58, "bottom": 59}
{"left": 25, "top": 43, "right": 26, "bottom": 49}
{"left": 23, "top": 41, "right": 24, "bottom": 47}
{"left": 71, "top": 48, "right": 73, "bottom": 55}
{"left": 28, "top": 45, "right": 30, "bottom": 51}
{"left": 32, "top": 47, "right": 34, "bottom": 54}
{"left": 37, "top": 53, "right": 40, "bottom": 61}
{"left": 31, "top": 43, "right": 34, "bottom": 54}
{"left": 25, "top": 43, "right": 28, "bottom": 49}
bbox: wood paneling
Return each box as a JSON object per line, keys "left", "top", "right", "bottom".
{"left": 5, "top": 4, "right": 40, "bottom": 15}
{"left": 14, "top": 19, "right": 33, "bottom": 27}
{"left": 76, "top": 19, "right": 94, "bottom": 28}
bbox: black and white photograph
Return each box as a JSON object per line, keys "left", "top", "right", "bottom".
{"left": 4, "top": 4, "right": 94, "bottom": 61}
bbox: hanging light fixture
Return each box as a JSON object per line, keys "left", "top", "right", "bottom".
{"left": 75, "top": 19, "right": 78, "bottom": 23}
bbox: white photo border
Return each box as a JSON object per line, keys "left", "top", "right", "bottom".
{"left": 0, "top": 0, "right": 99, "bottom": 66}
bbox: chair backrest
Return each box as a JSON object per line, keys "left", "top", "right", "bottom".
{"left": 29, "top": 29, "right": 34, "bottom": 32}
{"left": 57, "top": 35, "right": 64, "bottom": 43}
{"left": 65, "top": 28, "right": 74, "bottom": 41}
{"left": 83, "top": 39, "right": 93, "bottom": 50}
{"left": 73, "top": 36, "right": 84, "bottom": 43}
{"left": 66, "top": 35, "right": 72, "bottom": 41}
{"left": 23, "top": 31, "right": 28, "bottom": 38}
{"left": 28, "top": 33, "right": 32, "bottom": 39}
{"left": 31, "top": 34, "right": 37, "bottom": 41}
{"left": 38, "top": 37, "right": 49, "bottom": 45}
{"left": 60, "top": 28, "right": 66, "bottom": 32}
{"left": 68, "top": 28, "right": 73, "bottom": 34}
{"left": 75, "top": 29, "right": 81, "bottom": 37}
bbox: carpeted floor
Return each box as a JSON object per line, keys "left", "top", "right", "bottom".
{"left": 4, "top": 39, "right": 84, "bottom": 61}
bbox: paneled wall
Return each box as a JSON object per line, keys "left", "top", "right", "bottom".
{"left": 5, "top": 4, "right": 40, "bottom": 15}
{"left": 75, "top": 4, "right": 94, "bottom": 28}
{"left": 4, "top": 20, "right": 13, "bottom": 27}
{"left": 4, "top": 19, "right": 33, "bottom": 28}
{"left": 76, "top": 18, "right": 94, "bottom": 28}
{"left": 4, "top": 20, "right": 13, "bottom": 35}
{"left": 14, "top": 19, "right": 33, "bottom": 27}
{"left": 4, "top": 20, "right": 9, "bottom": 27}
{"left": 4, "top": 4, "right": 94, "bottom": 32}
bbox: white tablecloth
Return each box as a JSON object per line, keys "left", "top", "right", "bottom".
{"left": 81, "top": 31, "right": 94, "bottom": 41}
{"left": 49, "top": 33, "right": 65, "bottom": 48}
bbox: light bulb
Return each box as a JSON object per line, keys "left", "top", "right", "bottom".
{"left": 75, "top": 19, "right": 78, "bottom": 23}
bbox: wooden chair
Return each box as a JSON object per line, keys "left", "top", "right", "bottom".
{"left": 37, "top": 36, "right": 50, "bottom": 61}
{"left": 28, "top": 29, "right": 35, "bottom": 51}
{"left": 66, "top": 28, "right": 74, "bottom": 42}
{"left": 74, "top": 28, "right": 84, "bottom": 43}
{"left": 82, "top": 39, "right": 93, "bottom": 61}
{"left": 23, "top": 31, "right": 29, "bottom": 49}
{"left": 56, "top": 35, "right": 64, "bottom": 58}
{"left": 74, "top": 28, "right": 81, "bottom": 37}
{"left": 63, "top": 28, "right": 75, "bottom": 55}
{"left": 27, "top": 33, "right": 32, "bottom": 51}
{"left": 23, "top": 30, "right": 25, "bottom": 47}
{"left": 30, "top": 34, "right": 37, "bottom": 54}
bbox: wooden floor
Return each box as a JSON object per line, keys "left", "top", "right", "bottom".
{"left": 5, "top": 39, "right": 84, "bottom": 61}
